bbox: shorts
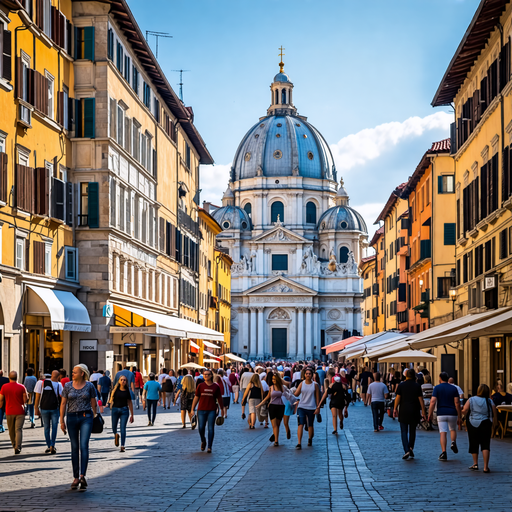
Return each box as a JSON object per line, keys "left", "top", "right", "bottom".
{"left": 437, "top": 415, "right": 458, "bottom": 433}
{"left": 361, "top": 385, "right": 368, "bottom": 394}
{"left": 269, "top": 404, "right": 285, "bottom": 421}
{"left": 232, "top": 385, "right": 239, "bottom": 393}
{"left": 222, "top": 396, "right": 231, "bottom": 409}
{"left": 297, "top": 407, "right": 315, "bottom": 427}
{"left": 248, "top": 398, "right": 261, "bottom": 415}
{"left": 467, "top": 419, "right": 492, "bottom": 453}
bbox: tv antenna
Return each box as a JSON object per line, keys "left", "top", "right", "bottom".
{"left": 145, "top": 31, "right": 172, "bottom": 58}
{"left": 172, "top": 69, "right": 190, "bottom": 102}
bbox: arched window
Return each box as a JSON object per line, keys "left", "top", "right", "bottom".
{"left": 306, "top": 201, "right": 317, "bottom": 224}
{"left": 339, "top": 246, "right": 350, "bottom": 264}
{"left": 271, "top": 201, "right": 284, "bottom": 223}
{"left": 282, "top": 88, "right": 287, "bottom": 104}
{"left": 275, "top": 89, "right": 279, "bottom": 104}
{"left": 243, "top": 202, "right": 252, "bottom": 218}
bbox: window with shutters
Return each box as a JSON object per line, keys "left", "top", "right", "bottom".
{"left": 438, "top": 175, "right": 455, "bottom": 193}
{"left": 124, "top": 55, "right": 130, "bottom": 83}
{"left": 126, "top": 191, "right": 131, "bottom": 235}
{"left": 19, "top": 52, "right": 31, "bottom": 125}
{"left": 51, "top": 176, "right": 64, "bottom": 221}
{"left": 32, "top": 241, "right": 45, "bottom": 274}
{"left": 75, "top": 27, "right": 94, "bottom": 60}
{"left": 143, "top": 82, "right": 151, "bottom": 108}
{"left": 45, "top": 70, "right": 54, "bottom": 119}
{"left": 76, "top": 98, "right": 95, "bottom": 138}
{"left": 65, "top": 247, "right": 78, "bottom": 281}
{"left": 444, "top": 223, "right": 456, "bottom": 245}
{"left": 437, "top": 277, "right": 451, "bottom": 298}
{"left": 132, "top": 65, "right": 139, "bottom": 95}
{"left": 110, "top": 178, "right": 116, "bottom": 227}
{"left": 117, "top": 104, "right": 124, "bottom": 147}
{"left": 500, "top": 228, "right": 508, "bottom": 259}
{"left": 132, "top": 119, "right": 140, "bottom": 161}
{"left": 485, "top": 240, "right": 493, "bottom": 272}
{"left": 116, "top": 41, "right": 123, "bottom": 74}
{"left": 15, "top": 237, "right": 24, "bottom": 270}
{"left": 185, "top": 142, "right": 191, "bottom": 169}
{"left": 119, "top": 186, "right": 125, "bottom": 231}
{"left": 44, "top": 242, "right": 52, "bottom": 275}
{"left": 140, "top": 133, "right": 147, "bottom": 168}
{"left": 107, "top": 27, "right": 114, "bottom": 61}
{"left": 1, "top": 23, "right": 12, "bottom": 83}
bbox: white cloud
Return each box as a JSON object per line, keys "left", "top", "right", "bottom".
{"left": 351, "top": 202, "right": 385, "bottom": 238}
{"left": 200, "top": 163, "right": 231, "bottom": 206}
{"left": 330, "top": 111, "right": 452, "bottom": 172}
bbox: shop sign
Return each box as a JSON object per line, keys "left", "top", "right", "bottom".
{"left": 124, "top": 343, "right": 137, "bottom": 347}
{"left": 484, "top": 275, "right": 497, "bottom": 290}
{"left": 103, "top": 304, "right": 113, "bottom": 318}
{"left": 110, "top": 326, "right": 154, "bottom": 333}
{"left": 80, "top": 340, "right": 98, "bottom": 351}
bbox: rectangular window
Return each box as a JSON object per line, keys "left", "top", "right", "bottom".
{"left": 124, "top": 55, "right": 130, "bottom": 83}
{"left": 132, "top": 120, "right": 140, "bottom": 160}
{"left": 0, "top": 24, "right": 13, "bottom": 82}
{"left": 16, "top": 237, "right": 24, "bottom": 270}
{"left": 107, "top": 27, "right": 114, "bottom": 61}
{"left": 143, "top": 82, "right": 151, "bottom": 108}
{"left": 76, "top": 98, "right": 95, "bottom": 138}
{"left": 132, "top": 65, "right": 139, "bottom": 95}
{"left": 117, "top": 104, "right": 124, "bottom": 147}
{"left": 271, "top": 254, "right": 288, "bottom": 271}
{"left": 437, "top": 276, "right": 451, "bottom": 298}
{"left": 119, "top": 186, "right": 125, "bottom": 232}
{"left": 141, "top": 133, "right": 147, "bottom": 168}
{"left": 438, "top": 175, "right": 455, "bottom": 193}
{"left": 185, "top": 142, "right": 191, "bottom": 168}
{"left": 75, "top": 26, "right": 94, "bottom": 60}
{"left": 116, "top": 41, "right": 123, "bottom": 74}
{"left": 444, "top": 223, "right": 456, "bottom": 245}
{"left": 425, "top": 178, "right": 430, "bottom": 205}
{"left": 65, "top": 247, "right": 78, "bottom": 281}
{"left": 500, "top": 228, "right": 508, "bottom": 259}
{"left": 44, "top": 243, "right": 52, "bottom": 276}
{"left": 62, "top": 85, "right": 69, "bottom": 130}
{"left": 45, "top": 70, "right": 54, "bottom": 119}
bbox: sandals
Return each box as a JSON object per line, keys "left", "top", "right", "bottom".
{"left": 274, "top": 442, "right": 279, "bottom": 447}
{"left": 469, "top": 464, "right": 479, "bottom": 471}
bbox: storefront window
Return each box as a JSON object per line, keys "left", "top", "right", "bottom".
{"left": 24, "top": 329, "right": 40, "bottom": 375}
{"left": 44, "top": 330, "right": 63, "bottom": 373}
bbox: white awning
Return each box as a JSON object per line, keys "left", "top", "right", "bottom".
{"left": 341, "top": 332, "right": 409, "bottom": 359}
{"left": 203, "top": 340, "right": 220, "bottom": 349}
{"left": 111, "top": 303, "right": 225, "bottom": 341}
{"left": 27, "top": 285, "right": 91, "bottom": 332}
{"left": 190, "top": 341, "right": 200, "bottom": 350}
{"left": 203, "top": 350, "right": 221, "bottom": 360}
{"left": 220, "top": 353, "right": 246, "bottom": 363}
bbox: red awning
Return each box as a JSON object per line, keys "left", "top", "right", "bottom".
{"left": 323, "top": 336, "right": 362, "bottom": 355}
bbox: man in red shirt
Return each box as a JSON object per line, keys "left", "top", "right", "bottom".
{"left": 133, "top": 367, "right": 144, "bottom": 409}
{"left": 191, "top": 368, "right": 224, "bottom": 453}
{"left": 0, "top": 371, "right": 28, "bottom": 454}
{"left": 59, "top": 369, "right": 70, "bottom": 387}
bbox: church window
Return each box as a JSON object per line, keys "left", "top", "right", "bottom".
{"left": 244, "top": 202, "right": 252, "bottom": 218}
{"left": 340, "top": 221, "right": 348, "bottom": 229}
{"left": 244, "top": 152, "right": 251, "bottom": 161}
{"left": 273, "top": 150, "right": 282, "bottom": 159}
{"left": 306, "top": 201, "right": 317, "bottom": 224}
{"left": 222, "top": 221, "right": 230, "bottom": 229}
{"left": 339, "top": 246, "right": 350, "bottom": 264}
{"left": 275, "top": 89, "right": 279, "bottom": 104}
{"left": 276, "top": 134, "right": 281, "bottom": 138}
{"left": 307, "top": 151, "right": 314, "bottom": 160}
{"left": 282, "top": 89, "right": 287, "bottom": 104}
{"left": 272, "top": 254, "right": 288, "bottom": 271}
{"left": 271, "top": 201, "right": 284, "bottom": 223}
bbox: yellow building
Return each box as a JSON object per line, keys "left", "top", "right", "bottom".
{"left": 360, "top": 255, "right": 376, "bottom": 335}
{"left": 369, "top": 226, "right": 385, "bottom": 333}
{"left": 214, "top": 247, "right": 232, "bottom": 351}
{"left": 0, "top": 0, "right": 90, "bottom": 376}
{"left": 375, "top": 184, "right": 408, "bottom": 331}
{"left": 432, "top": 0, "right": 512, "bottom": 394}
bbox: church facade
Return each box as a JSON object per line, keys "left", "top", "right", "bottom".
{"left": 209, "top": 64, "right": 368, "bottom": 360}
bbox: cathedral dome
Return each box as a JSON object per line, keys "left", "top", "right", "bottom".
{"left": 211, "top": 205, "right": 252, "bottom": 231}
{"left": 232, "top": 115, "right": 336, "bottom": 181}
{"left": 317, "top": 205, "right": 367, "bottom": 233}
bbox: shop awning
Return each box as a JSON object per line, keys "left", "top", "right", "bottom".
{"left": 203, "top": 359, "right": 221, "bottom": 364}
{"left": 190, "top": 341, "right": 200, "bottom": 354}
{"left": 203, "top": 350, "right": 221, "bottom": 361}
{"left": 111, "top": 303, "right": 225, "bottom": 341}
{"left": 203, "top": 340, "right": 220, "bottom": 349}
{"left": 378, "top": 349, "right": 437, "bottom": 363}
{"left": 220, "top": 353, "right": 247, "bottom": 363}
{"left": 323, "top": 336, "right": 362, "bottom": 355}
{"left": 341, "top": 332, "right": 409, "bottom": 359}
{"left": 27, "top": 285, "right": 91, "bottom": 332}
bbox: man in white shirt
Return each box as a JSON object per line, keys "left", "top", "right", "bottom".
{"left": 89, "top": 369, "right": 101, "bottom": 385}
{"left": 367, "top": 372, "right": 389, "bottom": 432}
{"left": 158, "top": 368, "right": 169, "bottom": 385}
{"left": 448, "top": 378, "right": 464, "bottom": 400}
{"left": 168, "top": 369, "right": 177, "bottom": 386}
{"left": 292, "top": 365, "right": 302, "bottom": 383}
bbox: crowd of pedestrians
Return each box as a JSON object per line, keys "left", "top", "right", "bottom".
{"left": 0, "top": 357, "right": 507, "bottom": 491}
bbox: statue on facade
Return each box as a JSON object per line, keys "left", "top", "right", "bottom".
{"left": 249, "top": 250, "right": 257, "bottom": 273}
{"left": 299, "top": 246, "right": 314, "bottom": 274}
{"left": 347, "top": 251, "right": 357, "bottom": 274}
{"left": 328, "top": 247, "right": 337, "bottom": 272}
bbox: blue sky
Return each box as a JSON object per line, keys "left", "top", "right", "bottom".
{"left": 127, "top": 0, "right": 480, "bottom": 238}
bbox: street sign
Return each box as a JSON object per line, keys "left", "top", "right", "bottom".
{"left": 80, "top": 340, "right": 98, "bottom": 351}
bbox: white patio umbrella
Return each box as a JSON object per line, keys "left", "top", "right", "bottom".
{"left": 180, "top": 362, "right": 206, "bottom": 369}
{"left": 378, "top": 349, "right": 437, "bottom": 363}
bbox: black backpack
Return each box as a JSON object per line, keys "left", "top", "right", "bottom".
{"left": 39, "top": 380, "right": 60, "bottom": 410}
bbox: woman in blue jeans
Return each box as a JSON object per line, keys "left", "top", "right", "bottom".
{"left": 60, "top": 364, "right": 97, "bottom": 491}
{"left": 191, "top": 369, "right": 224, "bottom": 453}
{"left": 109, "top": 375, "right": 134, "bottom": 452}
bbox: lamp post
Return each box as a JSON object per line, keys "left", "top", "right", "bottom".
{"left": 449, "top": 288, "right": 457, "bottom": 320}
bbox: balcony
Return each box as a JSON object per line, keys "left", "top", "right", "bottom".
{"left": 178, "top": 209, "right": 199, "bottom": 237}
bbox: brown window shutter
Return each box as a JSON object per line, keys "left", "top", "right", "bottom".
{"left": 34, "top": 167, "right": 48, "bottom": 215}
{"left": 42, "top": 74, "right": 49, "bottom": 115}
{"left": 171, "top": 224, "right": 176, "bottom": 257}
{"left": 59, "top": 12, "right": 65, "bottom": 48}
{"left": 36, "top": 0, "right": 44, "bottom": 30}
{"left": 0, "top": 153, "right": 7, "bottom": 203}
{"left": 33, "top": 241, "right": 45, "bottom": 274}
{"left": 15, "top": 56, "right": 23, "bottom": 98}
{"left": 2, "top": 29, "right": 12, "bottom": 81}
{"left": 25, "top": 238, "right": 30, "bottom": 272}
{"left": 159, "top": 216, "right": 165, "bottom": 251}
{"left": 57, "top": 91, "right": 64, "bottom": 125}
{"left": 51, "top": 6, "right": 58, "bottom": 44}
{"left": 16, "top": 164, "right": 35, "bottom": 213}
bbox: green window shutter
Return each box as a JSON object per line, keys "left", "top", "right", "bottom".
{"left": 444, "top": 223, "right": 456, "bottom": 245}
{"left": 438, "top": 175, "right": 443, "bottom": 193}
{"left": 83, "top": 27, "right": 95, "bottom": 61}
{"left": 74, "top": 26, "right": 78, "bottom": 59}
{"left": 75, "top": 98, "right": 82, "bottom": 136}
{"left": 83, "top": 98, "right": 95, "bottom": 138}
{"left": 88, "top": 182, "right": 99, "bottom": 228}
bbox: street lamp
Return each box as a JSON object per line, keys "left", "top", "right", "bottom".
{"left": 495, "top": 340, "right": 502, "bottom": 352}
{"left": 449, "top": 288, "right": 457, "bottom": 320}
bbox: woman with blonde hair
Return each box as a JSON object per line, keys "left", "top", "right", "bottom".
{"left": 174, "top": 375, "right": 196, "bottom": 428}
{"left": 241, "top": 374, "right": 264, "bottom": 429}
{"left": 109, "top": 375, "right": 134, "bottom": 452}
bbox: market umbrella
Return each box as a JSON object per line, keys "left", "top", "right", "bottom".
{"left": 180, "top": 362, "right": 206, "bottom": 369}
{"left": 378, "top": 349, "right": 437, "bottom": 363}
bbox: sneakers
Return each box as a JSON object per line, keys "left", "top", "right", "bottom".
{"left": 295, "top": 444, "right": 302, "bottom": 450}
{"left": 402, "top": 452, "right": 410, "bottom": 460}
{"left": 409, "top": 449, "right": 414, "bottom": 459}
{"left": 439, "top": 451, "right": 447, "bottom": 461}
{"left": 378, "top": 425, "right": 384, "bottom": 430}
{"left": 451, "top": 441, "right": 458, "bottom": 454}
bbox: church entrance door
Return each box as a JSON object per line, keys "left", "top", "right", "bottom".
{"left": 272, "top": 328, "right": 287, "bottom": 358}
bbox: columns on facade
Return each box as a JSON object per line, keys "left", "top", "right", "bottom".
{"left": 346, "top": 307, "right": 354, "bottom": 334}
{"left": 312, "top": 307, "right": 319, "bottom": 357}
{"left": 354, "top": 307, "right": 362, "bottom": 335}
{"left": 257, "top": 307, "right": 264, "bottom": 358}
{"left": 289, "top": 308, "right": 297, "bottom": 359}
{"left": 297, "top": 307, "right": 305, "bottom": 359}
{"left": 241, "top": 307, "right": 249, "bottom": 355}
{"left": 250, "top": 307, "right": 257, "bottom": 357}
{"left": 305, "top": 307, "right": 313, "bottom": 359}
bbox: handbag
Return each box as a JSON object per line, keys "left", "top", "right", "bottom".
{"left": 92, "top": 413, "right": 104, "bottom": 434}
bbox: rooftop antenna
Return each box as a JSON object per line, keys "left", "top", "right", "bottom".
{"left": 145, "top": 30, "right": 172, "bottom": 58}
{"left": 171, "top": 69, "right": 190, "bottom": 102}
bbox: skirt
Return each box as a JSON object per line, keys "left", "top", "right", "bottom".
{"left": 248, "top": 398, "right": 261, "bottom": 415}
{"left": 269, "top": 404, "right": 285, "bottom": 421}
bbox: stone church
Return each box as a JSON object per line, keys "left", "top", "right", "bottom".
{"left": 209, "top": 63, "right": 368, "bottom": 360}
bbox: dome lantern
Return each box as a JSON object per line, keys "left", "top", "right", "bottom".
{"left": 268, "top": 47, "right": 296, "bottom": 117}
{"left": 336, "top": 178, "right": 350, "bottom": 206}
{"left": 222, "top": 185, "right": 235, "bottom": 206}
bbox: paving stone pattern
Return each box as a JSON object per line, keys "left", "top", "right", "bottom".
{"left": 0, "top": 401, "right": 511, "bottom": 511}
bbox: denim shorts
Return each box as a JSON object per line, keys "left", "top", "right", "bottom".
{"left": 297, "top": 407, "right": 315, "bottom": 426}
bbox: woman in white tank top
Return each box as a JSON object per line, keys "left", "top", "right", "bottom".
{"left": 294, "top": 368, "right": 320, "bottom": 450}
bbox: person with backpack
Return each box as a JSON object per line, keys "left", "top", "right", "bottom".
{"left": 316, "top": 374, "right": 349, "bottom": 435}
{"left": 34, "top": 370, "right": 63, "bottom": 454}
{"left": 162, "top": 375, "right": 175, "bottom": 409}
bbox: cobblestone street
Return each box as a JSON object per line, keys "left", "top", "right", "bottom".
{"left": 1, "top": 401, "right": 512, "bottom": 512}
